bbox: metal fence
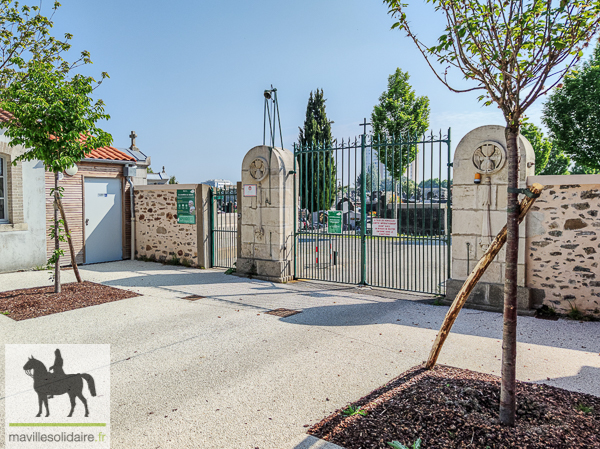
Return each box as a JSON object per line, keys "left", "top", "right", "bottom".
{"left": 294, "top": 127, "right": 452, "bottom": 295}
{"left": 210, "top": 186, "right": 238, "bottom": 268}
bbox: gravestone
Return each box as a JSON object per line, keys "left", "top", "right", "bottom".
{"left": 236, "top": 145, "right": 296, "bottom": 282}
{"left": 446, "top": 125, "right": 535, "bottom": 312}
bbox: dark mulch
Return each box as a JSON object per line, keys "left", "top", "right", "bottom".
{"left": 309, "top": 365, "right": 600, "bottom": 449}
{"left": 0, "top": 281, "right": 141, "bottom": 321}
{"left": 265, "top": 308, "right": 302, "bottom": 318}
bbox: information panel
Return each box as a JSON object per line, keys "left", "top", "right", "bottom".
{"left": 177, "top": 189, "right": 196, "bottom": 224}
{"left": 372, "top": 218, "right": 397, "bottom": 237}
{"left": 243, "top": 184, "right": 257, "bottom": 197}
{"left": 327, "top": 210, "right": 342, "bottom": 234}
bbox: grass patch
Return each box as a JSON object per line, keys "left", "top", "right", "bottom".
{"left": 341, "top": 405, "right": 367, "bottom": 417}
{"left": 577, "top": 403, "right": 593, "bottom": 414}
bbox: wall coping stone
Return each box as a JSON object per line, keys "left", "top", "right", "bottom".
{"left": 135, "top": 183, "right": 204, "bottom": 191}
{"left": 527, "top": 174, "right": 600, "bottom": 186}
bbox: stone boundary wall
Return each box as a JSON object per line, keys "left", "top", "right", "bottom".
{"left": 134, "top": 184, "right": 211, "bottom": 268}
{"left": 526, "top": 174, "right": 600, "bottom": 316}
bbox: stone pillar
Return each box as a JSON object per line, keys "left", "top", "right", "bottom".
{"left": 236, "top": 146, "right": 295, "bottom": 283}
{"left": 196, "top": 184, "right": 212, "bottom": 269}
{"left": 446, "top": 125, "right": 535, "bottom": 312}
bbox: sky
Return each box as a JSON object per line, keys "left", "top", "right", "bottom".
{"left": 45, "top": 0, "right": 592, "bottom": 184}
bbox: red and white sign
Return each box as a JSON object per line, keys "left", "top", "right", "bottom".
{"left": 243, "top": 184, "right": 257, "bottom": 197}
{"left": 372, "top": 218, "right": 397, "bottom": 237}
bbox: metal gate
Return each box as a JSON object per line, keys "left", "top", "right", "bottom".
{"left": 294, "top": 125, "right": 452, "bottom": 295}
{"left": 210, "top": 186, "right": 238, "bottom": 268}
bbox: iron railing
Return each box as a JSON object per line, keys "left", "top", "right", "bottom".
{"left": 210, "top": 186, "right": 238, "bottom": 268}
{"left": 294, "top": 126, "right": 452, "bottom": 295}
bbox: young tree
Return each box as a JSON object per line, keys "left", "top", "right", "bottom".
{"left": 0, "top": 0, "right": 89, "bottom": 88}
{"left": 519, "top": 123, "right": 551, "bottom": 175}
{"left": 385, "top": 0, "right": 600, "bottom": 425}
{"left": 1, "top": 60, "right": 111, "bottom": 293}
{"left": 543, "top": 40, "right": 600, "bottom": 172}
{"left": 297, "top": 89, "right": 336, "bottom": 212}
{"left": 372, "top": 68, "right": 430, "bottom": 179}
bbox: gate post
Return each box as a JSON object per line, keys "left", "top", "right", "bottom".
{"left": 360, "top": 132, "right": 367, "bottom": 285}
{"left": 236, "top": 145, "right": 296, "bottom": 283}
{"left": 446, "top": 125, "right": 535, "bottom": 311}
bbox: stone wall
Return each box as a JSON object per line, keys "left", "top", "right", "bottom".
{"left": 134, "top": 184, "right": 211, "bottom": 268}
{"left": 526, "top": 174, "right": 600, "bottom": 316}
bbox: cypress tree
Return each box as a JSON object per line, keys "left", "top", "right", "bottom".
{"left": 297, "top": 89, "right": 336, "bottom": 212}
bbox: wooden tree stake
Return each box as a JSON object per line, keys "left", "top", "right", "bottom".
{"left": 56, "top": 194, "right": 83, "bottom": 283}
{"left": 426, "top": 183, "right": 544, "bottom": 370}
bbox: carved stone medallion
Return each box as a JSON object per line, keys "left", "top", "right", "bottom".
{"left": 249, "top": 157, "right": 268, "bottom": 181}
{"left": 472, "top": 141, "right": 506, "bottom": 175}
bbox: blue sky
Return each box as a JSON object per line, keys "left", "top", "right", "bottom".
{"left": 48, "top": 0, "right": 582, "bottom": 184}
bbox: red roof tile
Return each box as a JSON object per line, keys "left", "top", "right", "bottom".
{"left": 0, "top": 108, "right": 135, "bottom": 162}
{"left": 86, "top": 146, "right": 135, "bottom": 161}
{"left": 0, "top": 109, "right": 15, "bottom": 122}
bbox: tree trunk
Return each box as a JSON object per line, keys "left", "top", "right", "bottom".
{"left": 56, "top": 194, "right": 82, "bottom": 283}
{"left": 54, "top": 172, "right": 61, "bottom": 293}
{"left": 500, "top": 125, "right": 520, "bottom": 426}
{"left": 425, "top": 183, "right": 542, "bottom": 370}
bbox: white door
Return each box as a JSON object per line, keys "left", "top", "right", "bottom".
{"left": 84, "top": 178, "right": 123, "bottom": 264}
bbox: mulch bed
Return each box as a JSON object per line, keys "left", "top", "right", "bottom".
{"left": 0, "top": 281, "right": 141, "bottom": 321}
{"left": 309, "top": 365, "right": 600, "bottom": 448}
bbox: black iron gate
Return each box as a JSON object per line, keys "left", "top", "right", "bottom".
{"left": 294, "top": 126, "right": 452, "bottom": 295}
{"left": 210, "top": 186, "right": 238, "bottom": 268}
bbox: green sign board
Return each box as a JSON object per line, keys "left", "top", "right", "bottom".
{"left": 177, "top": 189, "right": 196, "bottom": 224}
{"left": 327, "top": 210, "right": 342, "bottom": 234}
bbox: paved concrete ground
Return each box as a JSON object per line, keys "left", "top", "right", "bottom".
{"left": 1, "top": 261, "right": 599, "bottom": 448}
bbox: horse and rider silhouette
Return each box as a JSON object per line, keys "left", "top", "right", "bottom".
{"left": 23, "top": 349, "right": 96, "bottom": 417}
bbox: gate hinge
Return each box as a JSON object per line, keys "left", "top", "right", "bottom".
{"left": 447, "top": 162, "right": 453, "bottom": 167}
{"left": 507, "top": 187, "right": 540, "bottom": 199}
{"left": 288, "top": 170, "right": 296, "bottom": 175}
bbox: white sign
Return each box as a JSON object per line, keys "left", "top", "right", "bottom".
{"left": 5, "top": 344, "right": 111, "bottom": 449}
{"left": 243, "top": 184, "right": 257, "bottom": 197}
{"left": 372, "top": 218, "right": 397, "bottom": 237}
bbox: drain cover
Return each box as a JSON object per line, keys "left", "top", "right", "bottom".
{"left": 266, "top": 308, "right": 302, "bottom": 318}
{"left": 183, "top": 295, "right": 205, "bottom": 301}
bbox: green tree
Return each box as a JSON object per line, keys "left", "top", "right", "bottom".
{"left": 540, "top": 143, "right": 571, "bottom": 175}
{"left": 168, "top": 175, "right": 178, "bottom": 184}
{"left": 297, "top": 89, "right": 336, "bottom": 212}
{"left": 570, "top": 162, "right": 600, "bottom": 174}
{"left": 372, "top": 68, "right": 430, "bottom": 179}
{"left": 355, "top": 165, "right": 373, "bottom": 199}
{"left": 0, "top": 0, "right": 90, "bottom": 88}
{"left": 419, "top": 178, "right": 440, "bottom": 189}
{"left": 1, "top": 60, "right": 111, "bottom": 292}
{"left": 519, "top": 123, "right": 551, "bottom": 175}
{"left": 543, "top": 40, "right": 600, "bottom": 172}
{"left": 385, "top": 0, "right": 600, "bottom": 425}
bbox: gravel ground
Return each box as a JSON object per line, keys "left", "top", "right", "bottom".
{"left": 310, "top": 365, "right": 600, "bottom": 449}
{"left": 0, "top": 281, "right": 140, "bottom": 321}
{"left": 1, "top": 261, "right": 599, "bottom": 448}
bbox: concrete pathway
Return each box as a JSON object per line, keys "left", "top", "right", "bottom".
{"left": 1, "top": 261, "right": 598, "bottom": 448}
